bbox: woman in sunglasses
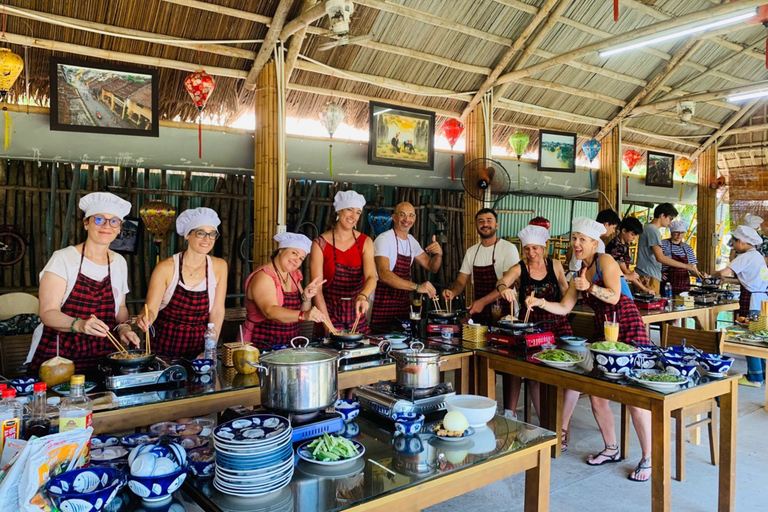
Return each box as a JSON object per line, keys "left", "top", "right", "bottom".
{"left": 138, "top": 207, "right": 228, "bottom": 359}
{"left": 27, "top": 192, "right": 141, "bottom": 374}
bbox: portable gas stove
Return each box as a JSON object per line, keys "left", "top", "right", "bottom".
{"left": 100, "top": 357, "right": 187, "bottom": 391}
{"left": 354, "top": 381, "right": 455, "bottom": 419}
{"left": 486, "top": 326, "right": 555, "bottom": 351}
{"left": 220, "top": 406, "right": 343, "bottom": 443}
{"left": 633, "top": 294, "right": 668, "bottom": 310}
{"left": 688, "top": 286, "right": 734, "bottom": 302}
{"left": 321, "top": 337, "right": 389, "bottom": 371}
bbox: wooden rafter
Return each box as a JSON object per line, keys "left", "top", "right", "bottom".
{"left": 722, "top": 123, "right": 768, "bottom": 136}
{"left": 243, "top": 0, "right": 295, "bottom": 90}
{"left": 285, "top": 0, "right": 319, "bottom": 80}
{"left": 515, "top": 78, "right": 627, "bottom": 107}
{"left": 280, "top": 0, "right": 326, "bottom": 40}
{"left": 633, "top": 80, "right": 768, "bottom": 114}
{"left": 691, "top": 100, "right": 760, "bottom": 160}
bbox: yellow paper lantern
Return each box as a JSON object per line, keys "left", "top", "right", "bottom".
{"left": 675, "top": 157, "right": 692, "bottom": 178}
{"left": 0, "top": 48, "right": 24, "bottom": 101}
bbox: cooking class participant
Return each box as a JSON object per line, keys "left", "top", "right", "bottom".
{"left": 27, "top": 192, "right": 141, "bottom": 374}
{"left": 605, "top": 216, "right": 650, "bottom": 294}
{"left": 524, "top": 217, "right": 653, "bottom": 482}
{"left": 310, "top": 190, "right": 376, "bottom": 334}
{"left": 660, "top": 220, "right": 698, "bottom": 296}
{"left": 495, "top": 224, "right": 578, "bottom": 449}
{"left": 370, "top": 202, "right": 443, "bottom": 329}
{"left": 713, "top": 225, "right": 768, "bottom": 387}
{"left": 635, "top": 203, "right": 700, "bottom": 295}
{"left": 136, "top": 208, "right": 228, "bottom": 359}
{"left": 442, "top": 208, "right": 519, "bottom": 324}
{"left": 567, "top": 209, "right": 620, "bottom": 278}
{"left": 745, "top": 214, "right": 768, "bottom": 264}
{"left": 243, "top": 233, "right": 327, "bottom": 350}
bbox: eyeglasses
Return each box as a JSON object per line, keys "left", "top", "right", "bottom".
{"left": 194, "top": 230, "right": 220, "bottom": 240}
{"left": 396, "top": 212, "right": 416, "bottom": 219}
{"left": 92, "top": 216, "right": 122, "bottom": 229}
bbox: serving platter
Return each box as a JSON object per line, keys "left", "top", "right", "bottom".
{"left": 213, "top": 414, "right": 290, "bottom": 443}
{"left": 432, "top": 426, "right": 476, "bottom": 442}
{"left": 532, "top": 350, "right": 583, "bottom": 369}
{"left": 296, "top": 439, "right": 365, "bottom": 466}
{"left": 628, "top": 370, "right": 688, "bottom": 392}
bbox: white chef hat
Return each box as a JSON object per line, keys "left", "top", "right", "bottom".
{"left": 176, "top": 207, "right": 221, "bottom": 237}
{"left": 732, "top": 225, "right": 762, "bottom": 247}
{"left": 670, "top": 220, "right": 687, "bottom": 233}
{"left": 518, "top": 225, "right": 549, "bottom": 248}
{"left": 333, "top": 190, "right": 366, "bottom": 212}
{"left": 745, "top": 214, "right": 764, "bottom": 230}
{"left": 79, "top": 192, "right": 131, "bottom": 219}
{"left": 274, "top": 232, "right": 312, "bottom": 254}
{"left": 571, "top": 217, "right": 606, "bottom": 241}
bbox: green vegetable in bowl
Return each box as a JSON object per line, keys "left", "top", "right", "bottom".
{"left": 537, "top": 349, "right": 581, "bottom": 362}
{"left": 307, "top": 433, "right": 360, "bottom": 462}
{"left": 639, "top": 373, "right": 685, "bottom": 383}
{"left": 591, "top": 341, "right": 635, "bottom": 352}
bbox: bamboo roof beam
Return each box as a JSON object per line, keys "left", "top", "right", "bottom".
{"left": 281, "top": 1, "right": 326, "bottom": 40}
{"left": 244, "top": 0, "right": 295, "bottom": 89}
{"left": 632, "top": 110, "right": 721, "bottom": 130}
{"left": 721, "top": 123, "right": 768, "bottom": 136}
{"left": 459, "top": 0, "right": 561, "bottom": 121}
{"left": 495, "top": 98, "right": 606, "bottom": 126}
{"left": 620, "top": 126, "right": 703, "bottom": 148}
{"left": 692, "top": 100, "right": 760, "bottom": 160}
{"left": 719, "top": 141, "right": 768, "bottom": 152}
{"left": 354, "top": 40, "right": 491, "bottom": 76}
{"left": 633, "top": 80, "right": 768, "bottom": 114}
{"left": 285, "top": 0, "right": 319, "bottom": 80}
{"left": 515, "top": 78, "right": 627, "bottom": 107}
{"left": 557, "top": 17, "right": 673, "bottom": 62}
{"left": 494, "top": 0, "right": 766, "bottom": 86}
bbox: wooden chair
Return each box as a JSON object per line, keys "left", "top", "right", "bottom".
{"left": 661, "top": 324, "right": 724, "bottom": 482}
{"left": 567, "top": 313, "right": 596, "bottom": 340}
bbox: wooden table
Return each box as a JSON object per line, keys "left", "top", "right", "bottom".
{"left": 723, "top": 334, "right": 768, "bottom": 411}
{"left": 572, "top": 300, "right": 738, "bottom": 331}
{"left": 475, "top": 349, "right": 738, "bottom": 512}
{"left": 92, "top": 350, "right": 473, "bottom": 434}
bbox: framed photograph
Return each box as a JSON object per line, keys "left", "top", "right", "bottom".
{"left": 50, "top": 57, "right": 159, "bottom": 137}
{"left": 646, "top": 151, "right": 675, "bottom": 188}
{"left": 368, "top": 102, "right": 435, "bottom": 170}
{"left": 109, "top": 216, "right": 142, "bottom": 255}
{"left": 538, "top": 130, "right": 577, "bottom": 173}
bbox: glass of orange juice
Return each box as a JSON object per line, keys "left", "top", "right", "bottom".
{"left": 604, "top": 321, "right": 620, "bottom": 342}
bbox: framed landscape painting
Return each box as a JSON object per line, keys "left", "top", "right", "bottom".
{"left": 538, "top": 130, "right": 576, "bottom": 173}
{"left": 646, "top": 151, "right": 675, "bottom": 188}
{"left": 368, "top": 102, "right": 435, "bottom": 170}
{"left": 50, "top": 57, "right": 159, "bottom": 137}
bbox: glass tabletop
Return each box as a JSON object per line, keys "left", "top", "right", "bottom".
{"left": 572, "top": 299, "right": 738, "bottom": 320}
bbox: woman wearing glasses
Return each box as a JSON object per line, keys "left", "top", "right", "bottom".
{"left": 137, "top": 207, "right": 228, "bottom": 359}
{"left": 27, "top": 192, "right": 141, "bottom": 374}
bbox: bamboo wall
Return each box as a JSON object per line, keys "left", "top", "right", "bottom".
{"left": 696, "top": 147, "right": 718, "bottom": 275}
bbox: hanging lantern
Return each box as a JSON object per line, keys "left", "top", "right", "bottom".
{"left": 0, "top": 48, "right": 23, "bottom": 102}
{"left": 140, "top": 200, "right": 177, "bottom": 263}
{"left": 529, "top": 216, "right": 551, "bottom": 230}
{"left": 319, "top": 101, "right": 345, "bottom": 179}
{"left": 442, "top": 118, "right": 464, "bottom": 182}
{"left": 508, "top": 131, "right": 530, "bottom": 191}
{"left": 582, "top": 138, "right": 601, "bottom": 163}
{"left": 675, "top": 156, "right": 692, "bottom": 178}
{"left": 614, "top": 0, "right": 619, "bottom": 22}
{"left": 367, "top": 208, "right": 393, "bottom": 237}
{"left": 622, "top": 149, "right": 642, "bottom": 171}
{"left": 183, "top": 70, "right": 216, "bottom": 159}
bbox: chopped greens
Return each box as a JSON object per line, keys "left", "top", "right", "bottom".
{"left": 591, "top": 341, "right": 636, "bottom": 352}
{"left": 306, "top": 433, "right": 360, "bottom": 462}
{"left": 537, "top": 349, "right": 581, "bottom": 362}
{"left": 639, "top": 373, "right": 685, "bottom": 383}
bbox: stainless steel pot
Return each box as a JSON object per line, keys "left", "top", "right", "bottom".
{"left": 250, "top": 337, "right": 347, "bottom": 414}
{"left": 389, "top": 341, "right": 445, "bottom": 390}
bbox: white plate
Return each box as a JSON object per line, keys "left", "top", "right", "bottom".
{"left": 215, "top": 459, "right": 294, "bottom": 480}
{"left": 52, "top": 382, "right": 97, "bottom": 395}
{"left": 532, "top": 350, "right": 583, "bottom": 369}
{"left": 432, "top": 426, "right": 476, "bottom": 442}
{"left": 213, "top": 474, "right": 292, "bottom": 497}
{"left": 738, "top": 335, "right": 767, "bottom": 343}
{"left": 297, "top": 439, "right": 365, "bottom": 466}
{"left": 628, "top": 370, "right": 688, "bottom": 392}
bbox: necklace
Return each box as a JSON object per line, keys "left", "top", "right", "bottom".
{"left": 184, "top": 254, "right": 207, "bottom": 278}
{"left": 273, "top": 262, "right": 290, "bottom": 286}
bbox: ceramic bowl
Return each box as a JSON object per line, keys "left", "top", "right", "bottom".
{"left": 127, "top": 464, "right": 187, "bottom": 502}
{"left": 187, "top": 447, "right": 215, "bottom": 477}
{"left": 334, "top": 399, "right": 361, "bottom": 422}
{"left": 444, "top": 395, "right": 497, "bottom": 428}
{"left": 90, "top": 446, "right": 130, "bottom": 467}
{"left": 178, "top": 418, "right": 215, "bottom": 437}
{"left": 393, "top": 412, "right": 425, "bottom": 435}
{"left": 589, "top": 347, "right": 638, "bottom": 378}
{"left": 121, "top": 433, "right": 160, "bottom": 447}
{"left": 91, "top": 435, "right": 121, "bottom": 449}
{"left": 190, "top": 358, "right": 214, "bottom": 374}
{"left": 128, "top": 442, "right": 186, "bottom": 469}
{"left": 46, "top": 467, "right": 125, "bottom": 512}
{"left": 635, "top": 348, "right": 662, "bottom": 370}
{"left": 10, "top": 377, "right": 36, "bottom": 395}
{"left": 171, "top": 434, "right": 209, "bottom": 451}
{"left": 698, "top": 354, "right": 734, "bottom": 376}
{"left": 339, "top": 421, "right": 360, "bottom": 439}
{"left": 662, "top": 357, "right": 699, "bottom": 378}
{"left": 391, "top": 433, "right": 424, "bottom": 455}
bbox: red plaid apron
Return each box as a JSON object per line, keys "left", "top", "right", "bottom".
{"left": 152, "top": 253, "right": 210, "bottom": 360}
{"left": 324, "top": 232, "right": 370, "bottom": 333}
{"left": 519, "top": 258, "right": 573, "bottom": 337}
{"left": 739, "top": 288, "right": 752, "bottom": 317}
{"left": 663, "top": 251, "right": 691, "bottom": 296}
{"left": 29, "top": 244, "right": 116, "bottom": 373}
{"left": 470, "top": 241, "right": 510, "bottom": 325}
{"left": 247, "top": 280, "right": 302, "bottom": 351}
{"left": 371, "top": 239, "right": 412, "bottom": 329}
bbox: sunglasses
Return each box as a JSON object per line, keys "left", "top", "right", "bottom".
{"left": 194, "top": 230, "right": 220, "bottom": 240}
{"left": 92, "top": 216, "right": 122, "bottom": 229}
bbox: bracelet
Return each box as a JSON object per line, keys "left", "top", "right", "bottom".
{"left": 540, "top": 299, "right": 547, "bottom": 310}
{"left": 70, "top": 318, "right": 80, "bottom": 334}
{"left": 298, "top": 310, "right": 305, "bottom": 322}
{"left": 115, "top": 323, "right": 131, "bottom": 333}
{"left": 300, "top": 294, "right": 310, "bottom": 302}
{"left": 356, "top": 293, "right": 369, "bottom": 301}
{"left": 413, "top": 282, "right": 419, "bottom": 292}
{"left": 496, "top": 284, "right": 507, "bottom": 292}
{"left": 586, "top": 282, "right": 595, "bottom": 295}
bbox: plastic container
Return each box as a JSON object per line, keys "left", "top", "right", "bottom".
{"left": 59, "top": 375, "right": 93, "bottom": 433}
{"left": 0, "top": 388, "right": 23, "bottom": 452}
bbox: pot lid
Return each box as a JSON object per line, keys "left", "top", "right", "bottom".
{"left": 259, "top": 337, "right": 338, "bottom": 365}
{"left": 390, "top": 341, "right": 441, "bottom": 358}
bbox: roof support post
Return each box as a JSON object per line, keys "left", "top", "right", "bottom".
{"left": 598, "top": 126, "right": 622, "bottom": 213}
{"left": 696, "top": 146, "right": 718, "bottom": 275}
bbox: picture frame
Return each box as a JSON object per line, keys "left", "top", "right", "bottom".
{"left": 537, "top": 130, "right": 577, "bottom": 173}
{"left": 645, "top": 151, "right": 675, "bottom": 188}
{"left": 109, "top": 216, "right": 142, "bottom": 255}
{"left": 368, "top": 102, "right": 435, "bottom": 170}
{"left": 49, "top": 57, "right": 159, "bottom": 137}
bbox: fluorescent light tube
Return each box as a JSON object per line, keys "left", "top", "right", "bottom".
{"left": 728, "top": 90, "right": 768, "bottom": 102}
{"left": 599, "top": 9, "right": 756, "bottom": 58}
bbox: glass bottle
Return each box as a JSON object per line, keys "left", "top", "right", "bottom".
{"left": 24, "top": 382, "right": 51, "bottom": 440}
{"left": 59, "top": 375, "right": 93, "bottom": 433}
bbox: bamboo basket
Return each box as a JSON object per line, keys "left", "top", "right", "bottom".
{"left": 222, "top": 342, "right": 247, "bottom": 367}
{"left": 748, "top": 317, "right": 768, "bottom": 333}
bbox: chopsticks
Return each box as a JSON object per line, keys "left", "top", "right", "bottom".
{"left": 351, "top": 313, "right": 362, "bottom": 335}
{"left": 323, "top": 318, "right": 339, "bottom": 336}
{"left": 144, "top": 305, "right": 151, "bottom": 356}
{"left": 92, "top": 314, "right": 129, "bottom": 356}
{"left": 432, "top": 296, "right": 441, "bottom": 312}
{"left": 446, "top": 297, "right": 452, "bottom": 314}
{"left": 523, "top": 291, "right": 535, "bottom": 324}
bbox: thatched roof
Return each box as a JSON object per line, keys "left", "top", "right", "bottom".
{"left": 2, "top": 0, "right": 768, "bottom": 160}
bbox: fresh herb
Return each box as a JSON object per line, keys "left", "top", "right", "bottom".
{"left": 537, "top": 349, "right": 581, "bottom": 362}
{"left": 306, "top": 433, "right": 360, "bottom": 462}
{"left": 591, "top": 341, "right": 635, "bottom": 352}
{"left": 639, "top": 373, "right": 684, "bottom": 383}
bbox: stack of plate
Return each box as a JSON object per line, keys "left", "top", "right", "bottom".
{"left": 212, "top": 414, "right": 294, "bottom": 497}
{"left": 462, "top": 324, "right": 488, "bottom": 348}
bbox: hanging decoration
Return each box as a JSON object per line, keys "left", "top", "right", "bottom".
{"left": 675, "top": 156, "right": 694, "bottom": 201}
{"left": 529, "top": 216, "right": 551, "bottom": 230}
{"left": 140, "top": 200, "right": 177, "bottom": 264}
{"left": 582, "top": 138, "right": 601, "bottom": 163}
{"left": 318, "top": 101, "right": 345, "bottom": 179}
{"left": 623, "top": 149, "right": 642, "bottom": 197}
{"left": 4, "top": 111, "right": 11, "bottom": 151}
{"left": 442, "top": 118, "right": 464, "bottom": 181}
{"left": 0, "top": 48, "right": 23, "bottom": 102}
{"left": 183, "top": 70, "right": 216, "bottom": 159}
{"left": 614, "top": 0, "right": 619, "bottom": 22}
{"left": 709, "top": 175, "right": 726, "bottom": 190}
{"left": 508, "top": 131, "right": 530, "bottom": 190}
{"left": 368, "top": 208, "right": 393, "bottom": 237}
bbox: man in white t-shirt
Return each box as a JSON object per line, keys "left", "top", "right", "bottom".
{"left": 370, "top": 202, "right": 442, "bottom": 328}
{"left": 443, "top": 208, "right": 519, "bottom": 323}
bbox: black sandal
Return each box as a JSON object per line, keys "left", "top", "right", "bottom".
{"left": 628, "top": 457, "right": 652, "bottom": 482}
{"left": 586, "top": 444, "right": 621, "bottom": 466}
{"left": 561, "top": 429, "right": 569, "bottom": 452}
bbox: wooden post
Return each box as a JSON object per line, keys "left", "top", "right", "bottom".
{"left": 598, "top": 127, "right": 621, "bottom": 212}
{"left": 463, "top": 106, "right": 486, "bottom": 304}
{"left": 253, "top": 60, "right": 281, "bottom": 269}
{"left": 696, "top": 146, "right": 718, "bottom": 275}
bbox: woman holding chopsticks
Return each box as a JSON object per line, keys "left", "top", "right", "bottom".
{"left": 27, "top": 193, "right": 141, "bottom": 374}
{"left": 242, "top": 233, "right": 328, "bottom": 350}
{"left": 137, "top": 208, "right": 228, "bottom": 360}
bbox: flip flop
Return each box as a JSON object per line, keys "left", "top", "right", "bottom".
{"left": 586, "top": 445, "right": 621, "bottom": 466}
{"left": 628, "top": 457, "right": 652, "bottom": 482}
{"left": 561, "top": 429, "right": 569, "bottom": 453}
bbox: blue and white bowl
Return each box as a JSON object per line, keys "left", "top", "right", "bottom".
{"left": 127, "top": 465, "right": 187, "bottom": 502}
{"left": 190, "top": 358, "right": 214, "bottom": 374}
{"left": 121, "top": 433, "right": 160, "bottom": 447}
{"left": 171, "top": 434, "right": 208, "bottom": 452}
{"left": 588, "top": 345, "right": 639, "bottom": 379}
{"left": 46, "top": 467, "right": 125, "bottom": 512}
{"left": 91, "top": 435, "right": 121, "bottom": 450}
{"left": 698, "top": 354, "right": 734, "bottom": 377}
{"left": 90, "top": 446, "right": 130, "bottom": 468}
{"left": 10, "top": 377, "right": 36, "bottom": 395}
{"left": 635, "top": 348, "right": 662, "bottom": 370}
{"left": 662, "top": 357, "right": 699, "bottom": 378}
{"left": 334, "top": 399, "right": 360, "bottom": 422}
{"left": 393, "top": 412, "right": 425, "bottom": 435}
{"left": 188, "top": 447, "right": 215, "bottom": 478}
{"left": 339, "top": 421, "right": 360, "bottom": 439}
{"left": 392, "top": 433, "right": 424, "bottom": 455}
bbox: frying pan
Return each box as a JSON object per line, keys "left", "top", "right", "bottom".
{"left": 428, "top": 309, "right": 468, "bottom": 319}
{"left": 496, "top": 318, "right": 556, "bottom": 330}
{"left": 329, "top": 331, "right": 366, "bottom": 343}
{"left": 105, "top": 349, "right": 156, "bottom": 368}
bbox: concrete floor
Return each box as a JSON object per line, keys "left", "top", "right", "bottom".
{"left": 428, "top": 355, "right": 768, "bottom": 512}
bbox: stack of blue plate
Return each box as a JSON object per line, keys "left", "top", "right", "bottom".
{"left": 212, "top": 414, "right": 294, "bottom": 497}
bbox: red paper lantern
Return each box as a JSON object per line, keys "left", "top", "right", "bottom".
{"left": 184, "top": 70, "right": 216, "bottom": 159}
{"left": 622, "top": 149, "right": 642, "bottom": 171}
{"left": 529, "top": 216, "right": 551, "bottom": 230}
{"left": 442, "top": 118, "right": 464, "bottom": 181}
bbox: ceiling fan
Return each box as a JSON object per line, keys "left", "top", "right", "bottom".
{"left": 316, "top": 0, "right": 374, "bottom": 51}
{"left": 662, "top": 101, "right": 707, "bottom": 131}
{"left": 318, "top": 33, "right": 374, "bottom": 51}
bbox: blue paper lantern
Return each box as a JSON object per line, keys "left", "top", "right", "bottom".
{"left": 368, "top": 208, "right": 392, "bottom": 237}
{"left": 582, "top": 138, "right": 601, "bottom": 163}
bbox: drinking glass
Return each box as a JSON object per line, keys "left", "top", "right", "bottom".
{"left": 603, "top": 321, "right": 620, "bottom": 343}
{"left": 491, "top": 302, "right": 503, "bottom": 324}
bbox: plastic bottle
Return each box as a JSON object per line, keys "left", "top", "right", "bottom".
{"left": 0, "top": 388, "right": 23, "bottom": 455}
{"left": 59, "top": 375, "right": 93, "bottom": 433}
{"left": 204, "top": 323, "right": 217, "bottom": 361}
{"left": 24, "top": 382, "right": 51, "bottom": 440}
{"left": 664, "top": 283, "right": 673, "bottom": 310}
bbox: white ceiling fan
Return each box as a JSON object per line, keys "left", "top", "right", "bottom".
{"left": 317, "top": 0, "right": 373, "bottom": 51}
{"left": 318, "top": 33, "right": 374, "bottom": 51}
{"left": 663, "top": 101, "right": 706, "bottom": 131}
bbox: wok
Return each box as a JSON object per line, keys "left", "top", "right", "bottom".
{"left": 428, "top": 309, "right": 467, "bottom": 319}
{"left": 105, "top": 349, "right": 156, "bottom": 368}
{"left": 329, "top": 331, "right": 366, "bottom": 343}
{"left": 496, "top": 318, "right": 556, "bottom": 330}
